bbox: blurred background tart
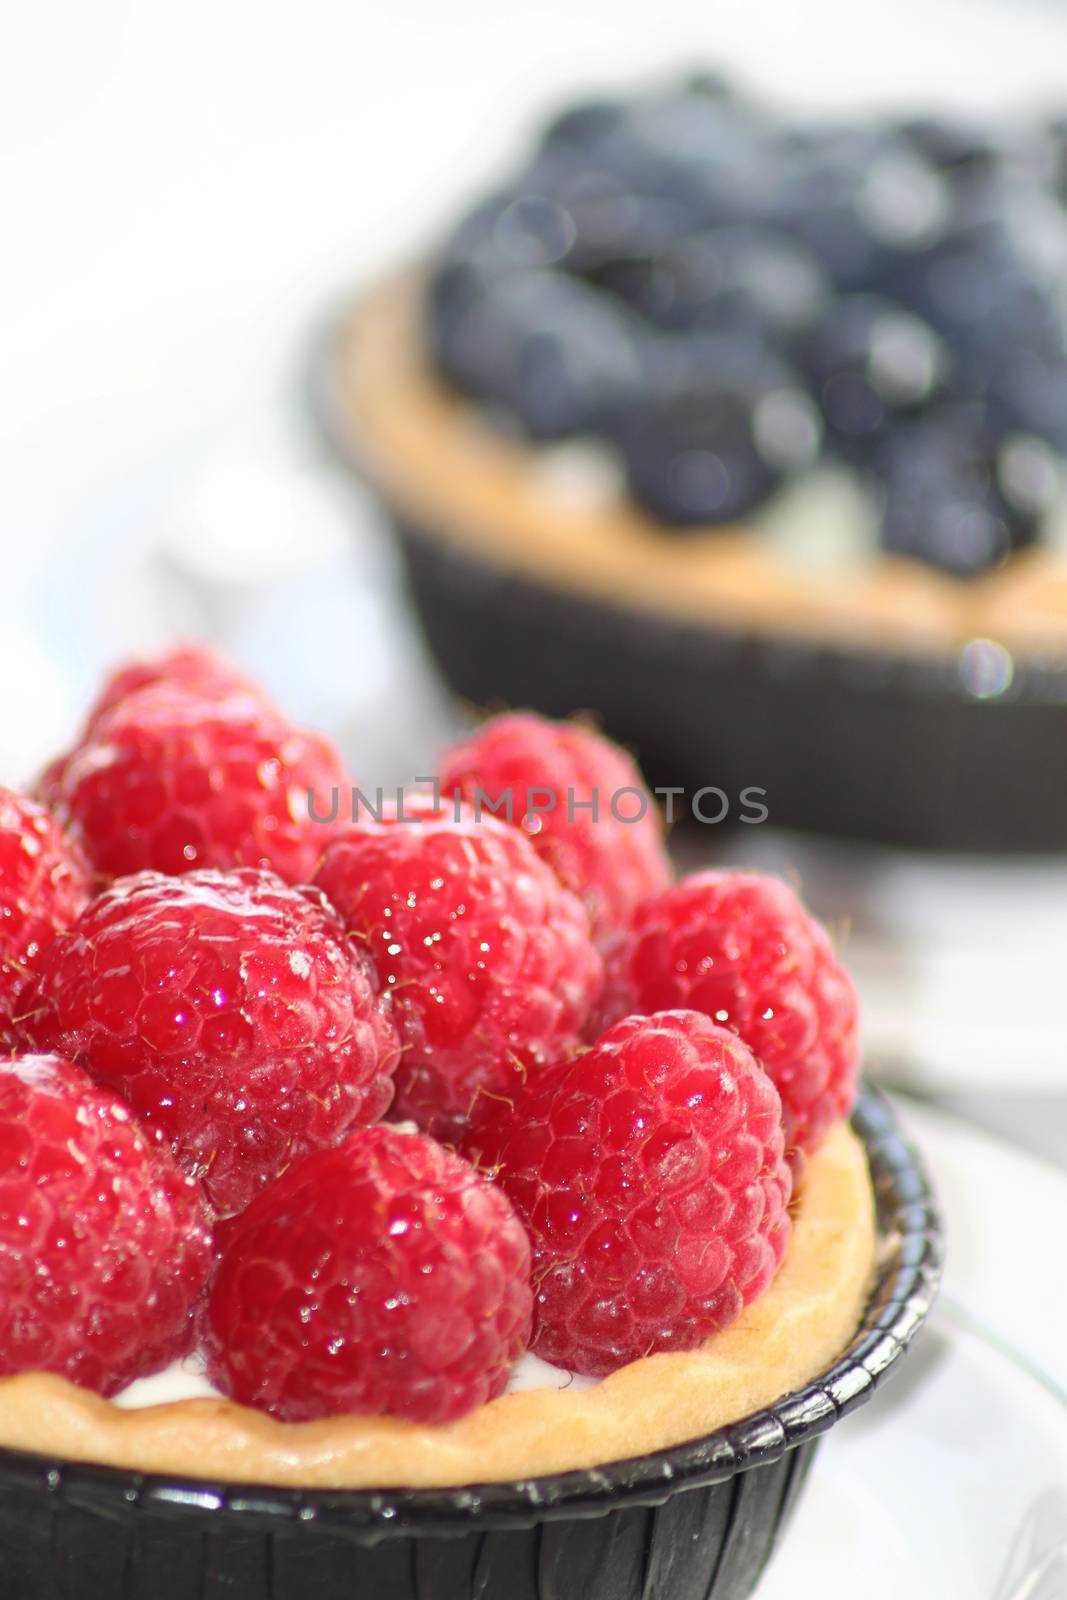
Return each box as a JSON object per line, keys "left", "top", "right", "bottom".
{"left": 325, "top": 73, "right": 1067, "bottom": 851}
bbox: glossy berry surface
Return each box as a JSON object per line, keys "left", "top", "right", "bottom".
{"left": 52, "top": 683, "right": 347, "bottom": 885}
{"left": 205, "top": 1125, "right": 532, "bottom": 1423}
{"left": 440, "top": 712, "right": 672, "bottom": 944}
{"left": 598, "top": 224, "right": 828, "bottom": 342}
{"left": 461, "top": 1010, "right": 791, "bottom": 1377}
{"left": 429, "top": 260, "right": 641, "bottom": 440}
{"left": 0, "top": 1054, "right": 213, "bottom": 1396}
{"left": 797, "top": 293, "right": 946, "bottom": 459}
{"left": 19, "top": 868, "right": 400, "bottom": 1217}
{"left": 0, "top": 788, "right": 90, "bottom": 1042}
{"left": 896, "top": 116, "right": 999, "bottom": 181}
{"left": 600, "top": 871, "right": 859, "bottom": 1157}
{"left": 37, "top": 646, "right": 274, "bottom": 811}
{"left": 83, "top": 644, "right": 272, "bottom": 737}
{"left": 314, "top": 807, "right": 602, "bottom": 1142}
{"left": 615, "top": 332, "right": 818, "bottom": 524}
{"left": 875, "top": 407, "right": 1041, "bottom": 576}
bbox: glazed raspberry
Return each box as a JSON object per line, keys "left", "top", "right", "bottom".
{"left": 0, "top": 789, "right": 90, "bottom": 1042}
{"left": 314, "top": 806, "right": 603, "bottom": 1141}
{"left": 204, "top": 1125, "right": 532, "bottom": 1423}
{"left": 20, "top": 869, "right": 400, "bottom": 1217}
{"left": 51, "top": 682, "right": 346, "bottom": 884}
{"left": 600, "top": 871, "right": 860, "bottom": 1156}
{"left": 0, "top": 1054, "right": 213, "bottom": 1396}
{"left": 441, "top": 713, "right": 671, "bottom": 943}
{"left": 84, "top": 643, "right": 271, "bottom": 736}
{"left": 462, "top": 1010, "right": 791, "bottom": 1378}
{"left": 37, "top": 645, "right": 272, "bottom": 812}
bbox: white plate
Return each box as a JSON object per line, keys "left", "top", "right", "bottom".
{"left": 897, "top": 1098, "right": 1067, "bottom": 1397}
{"left": 760, "top": 1311, "right": 1067, "bottom": 1600}
{"left": 758, "top": 1098, "right": 1067, "bottom": 1598}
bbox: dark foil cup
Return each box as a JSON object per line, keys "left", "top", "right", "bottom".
{"left": 310, "top": 313, "right": 1067, "bottom": 854}
{"left": 0, "top": 1093, "right": 940, "bottom": 1600}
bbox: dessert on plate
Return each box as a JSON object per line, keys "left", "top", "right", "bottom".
{"left": 324, "top": 74, "right": 1067, "bottom": 850}
{"left": 0, "top": 646, "right": 939, "bottom": 1600}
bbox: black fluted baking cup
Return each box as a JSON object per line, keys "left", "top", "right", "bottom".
{"left": 390, "top": 513, "right": 1067, "bottom": 853}
{"left": 0, "top": 1093, "right": 940, "bottom": 1600}
{"left": 309, "top": 314, "right": 1067, "bottom": 854}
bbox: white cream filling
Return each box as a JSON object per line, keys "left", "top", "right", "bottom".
{"left": 531, "top": 442, "right": 882, "bottom": 572}
{"left": 111, "top": 1348, "right": 596, "bottom": 1409}
{"left": 110, "top": 1112, "right": 597, "bottom": 1413}
{"left": 530, "top": 439, "right": 1067, "bottom": 571}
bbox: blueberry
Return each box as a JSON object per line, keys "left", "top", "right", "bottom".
{"left": 529, "top": 88, "right": 798, "bottom": 273}
{"left": 679, "top": 70, "right": 735, "bottom": 102}
{"left": 798, "top": 293, "right": 948, "bottom": 458}
{"left": 538, "top": 84, "right": 781, "bottom": 254}
{"left": 627, "top": 86, "right": 784, "bottom": 225}
{"left": 540, "top": 98, "right": 629, "bottom": 152}
{"left": 596, "top": 224, "right": 829, "bottom": 340}
{"left": 628, "top": 82, "right": 768, "bottom": 169}
{"left": 1037, "top": 116, "right": 1067, "bottom": 203}
{"left": 614, "top": 333, "right": 821, "bottom": 525}
{"left": 759, "top": 139, "right": 874, "bottom": 289}
{"left": 427, "top": 260, "right": 641, "bottom": 440}
{"left": 878, "top": 224, "right": 1065, "bottom": 382}
{"left": 988, "top": 349, "right": 1067, "bottom": 454}
{"left": 520, "top": 149, "right": 712, "bottom": 274}
{"left": 429, "top": 80, "right": 1067, "bottom": 541}
{"left": 896, "top": 116, "right": 1001, "bottom": 181}
{"left": 874, "top": 406, "right": 1040, "bottom": 576}
{"left": 450, "top": 188, "right": 578, "bottom": 271}
{"left": 761, "top": 127, "right": 950, "bottom": 291}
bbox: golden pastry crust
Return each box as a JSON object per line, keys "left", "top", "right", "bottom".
{"left": 0, "top": 1122, "right": 875, "bottom": 1489}
{"left": 337, "top": 274, "right": 1067, "bottom": 655}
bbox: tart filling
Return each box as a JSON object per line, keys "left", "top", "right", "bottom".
{"left": 0, "top": 1122, "right": 873, "bottom": 1489}
{"left": 339, "top": 274, "right": 1067, "bottom": 654}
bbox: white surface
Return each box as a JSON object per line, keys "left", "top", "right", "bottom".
{"left": 761, "top": 1315, "right": 1067, "bottom": 1600}
{"left": 761, "top": 1097, "right": 1067, "bottom": 1598}
{"left": 896, "top": 1097, "right": 1067, "bottom": 1399}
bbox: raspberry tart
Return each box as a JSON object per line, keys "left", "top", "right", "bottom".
{"left": 322, "top": 74, "right": 1067, "bottom": 850}
{"left": 0, "top": 649, "right": 940, "bottom": 1600}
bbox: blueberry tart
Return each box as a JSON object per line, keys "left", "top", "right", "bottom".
{"left": 322, "top": 76, "right": 1067, "bottom": 849}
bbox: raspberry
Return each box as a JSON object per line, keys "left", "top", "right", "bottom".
{"left": 314, "top": 806, "right": 603, "bottom": 1142}
{"left": 37, "top": 645, "right": 272, "bottom": 812}
{"left": 0, "top": 1054, "right": 213, "bottom": 1396}
{"left": 19, "top": 868, "right": 400, "bottom": 1217}
{"left": 204, "top": 1125, "right": 532, "bottom": 1423}
{"left": 51, "top": 683, "right": 346, "bottom": 884}
{"left": 600, "top": 871, "right": 859, "bottom": 1156}
{"left": 83, "top": 643, "right": 271, "bottom": 736}
{"left": 461, "top": 1010, "right": 791, "bottom": 1378}
{"left": 0, "top": 789, "right": 90, "bottom": 1042}
{"left": 440, "top": 713, "right": 671, "bottom": 942}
